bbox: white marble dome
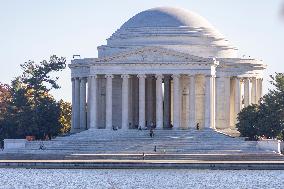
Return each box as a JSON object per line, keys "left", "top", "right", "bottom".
{"left": 121, "top": 7, "right": 221, "bottom": 36}
{"left": 98, "top": 7, "right": 239, "bottom": 58}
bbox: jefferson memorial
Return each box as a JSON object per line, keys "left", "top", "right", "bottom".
{"left": 69, "top": 7, "right": 266, "bottom": 133}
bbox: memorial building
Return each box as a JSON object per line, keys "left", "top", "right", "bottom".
{"left": 69, "top": 7, "right": 266, "bottom": 133}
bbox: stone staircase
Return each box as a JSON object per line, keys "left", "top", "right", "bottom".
{"left": 6, "top": 129, "right": 267, "bottom": 154}
{"left": 2, "top": 129, "right": 284, "bottom": 161}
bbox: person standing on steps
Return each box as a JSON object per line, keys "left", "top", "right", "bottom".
{"left": 150, "top": 128, "right": 154, "bottom": 138}
{"left": 196, "top": 123, "right": 200, "bottom": 130}
{"left": 142, "top": 152, "right": 146, "bottom": 160}
{"left": 170, "top": 122, "right": 173, "bottom": 129}
{"left": 150, "top": 121, "right": 154, "bottom": 129}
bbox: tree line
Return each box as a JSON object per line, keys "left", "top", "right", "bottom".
{"left": 0, "top": 55, "right": 71, "bottom": 145}
{"left": 237, "top": 73, "right": 284, "bottom": 140}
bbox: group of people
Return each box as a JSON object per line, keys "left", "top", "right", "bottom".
{"left": 113, "top": 122, "right": 200, "bottom": 138}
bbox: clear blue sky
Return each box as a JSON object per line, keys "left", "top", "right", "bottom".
{"left": 0, "top": 0, "right": 283, "bottom": 102}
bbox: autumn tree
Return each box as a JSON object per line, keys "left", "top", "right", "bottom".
{"left": 0, "top": 55, "right": 70, "bottom": 141}
{"left": 58, "top": 100, "right": 72, "bottom": 134}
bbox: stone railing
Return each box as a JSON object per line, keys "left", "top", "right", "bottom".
{"left": 4, "top": 139, "right": 27, "bottom": 150}
{"left": 257, "top": 139, "right": 284, "bottom": 154}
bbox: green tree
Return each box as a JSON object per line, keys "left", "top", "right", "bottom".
{"left": 19, "top": 55, "right": 66, "bottom": 136}
{"left": 236, "top": 104, "right": 260, "bottom": 140}
{"left": 0, "top": 55, "right": 68, "bottom": 141}
{"left": 258, "top": 73, "right": 284, "bottom": 139}
{"left": 237, "top": 73, "right": 284, "bottom": 140}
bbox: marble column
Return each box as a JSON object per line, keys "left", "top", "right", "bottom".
{"left": 204, "top": 75, "right": 213, "bottom": 129}
{"left": 189, "top": 75, "right": 196, "bottom": 129}
{"left": 163, "top": 76, "right": 171, "bottom": 128}
{"left": 251, "top": 77, "right": 257, "bottom": 104}
{"left": 234, "top": 77, "right": 241, "bottom": 126}
{"left": 138, "top": 74, "right": 146, "bottom": 128}
{"left": 74, "top": 78, "right": 80, "bottom": 130}
{"left": 155, "top": 74, "right": 163, "bottom": 129}
{"left": 225, "top": 77, "right": 231, "bottom": 129}
{"left": 105, "top": 74, "right": 113, "bottom": 129}
{"left": 71, "top": 78, "right": 75, "bottom": 132}
{"left": 88, "top": 75, "right": 98, "bottom": 129}
{"left": 244, "top": 78, "right": 251, "bottom": 107}
{"left": 146, "top": 77, "right": 153, "bottom": 125}
{"left": 172, "top": 74, "right": 180, "bottom": 129}
{"left": 87, "top": 77, "right": 91, "bottom": 129}
{"left": 257, "top": 78, "right": 263, "bottom": 103}
{"left": 121, "top": 74, "right": 130, "bottom": 130}
{"left": 79, "top": 77, "right": 87, "bottom": 130}
{"left": 212, "top": 76, "right": 216, "bottom": 129}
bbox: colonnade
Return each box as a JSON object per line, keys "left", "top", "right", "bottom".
{"left": 223, "top": 77, "right": 263, "bottom": 129}
{"left": 71, "top": 74, "right": 263, "bottom": 132}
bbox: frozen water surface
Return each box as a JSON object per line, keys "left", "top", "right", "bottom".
{"left": 0, "top": 169, "right": 284, "bottom": 189}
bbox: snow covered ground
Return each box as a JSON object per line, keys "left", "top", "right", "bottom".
{"left": 0, "top": 169, "right": 284, "bottom": 189}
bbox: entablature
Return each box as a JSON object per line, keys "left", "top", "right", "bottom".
{"left": 71, "top": 46, "right": 217, "bottom": 65}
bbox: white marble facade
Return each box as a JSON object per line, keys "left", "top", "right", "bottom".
{"left": 69, "top": 7, "right": 266, "bottom": 132}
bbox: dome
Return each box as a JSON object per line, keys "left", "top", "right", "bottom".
{"left": 98, "top": 7, "right": 238, "bottom": 58}
{"left": 121, "top": 7, "right": 221, "bottom": 37}
{"left": 122, "top": 7, "right": 212, "bottom": 28}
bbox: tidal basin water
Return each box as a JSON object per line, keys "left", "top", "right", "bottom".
{"left": 0, "top": 169, "right": 284, "bottom": 189}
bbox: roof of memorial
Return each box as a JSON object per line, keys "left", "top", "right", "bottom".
{"left": 101, "top": 7, "right": 239, "bottom": 58}
{"left": 120, "top": 7, "right": 223, "bottom": 38}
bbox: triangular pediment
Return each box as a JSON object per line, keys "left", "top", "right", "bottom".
{"left": 95, "top": 47, "right": 209, "bottom": 63}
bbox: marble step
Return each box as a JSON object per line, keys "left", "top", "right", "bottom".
{"left": 12, "top": 129, "right": 268, "bottom": 155}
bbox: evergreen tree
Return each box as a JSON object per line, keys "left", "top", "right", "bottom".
{"left": 237, "top": 73, "right": 284, "bottom": 140}
{"left": 0, "top": 55, "right": 69, "bottom": 141}
{"left": 236, "top": 104, "right": 260, "bottom": 140}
